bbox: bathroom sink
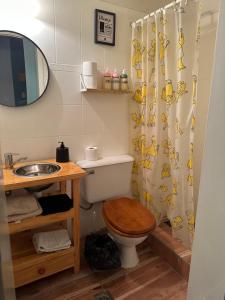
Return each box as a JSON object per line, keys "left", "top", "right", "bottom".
{"left": 13, "top": 163, "right": 61, "bottom": 177}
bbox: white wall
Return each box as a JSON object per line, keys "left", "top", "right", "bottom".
{"left": 0, "top": 0, "right": 144, "bottom": 236}
{"left": 193, "top": 6, "right": 219, "bottom": 210}
{"left": 188, "top": 0, "right": 225, "bottom": 298}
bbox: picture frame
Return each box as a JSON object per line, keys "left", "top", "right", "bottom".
{"left": 94, "top": 9, "right": 116, "bottom": 46}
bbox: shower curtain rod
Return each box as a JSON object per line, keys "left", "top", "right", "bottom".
{"left": 130, "top": 0, "right": 212, "bottom": 26}
{"left": 131, "top": 0, "right": 188, "bottom": 25}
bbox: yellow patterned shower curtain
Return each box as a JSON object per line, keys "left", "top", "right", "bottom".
{"left": 131, "top": 0, "right": 200, "bottom": 247}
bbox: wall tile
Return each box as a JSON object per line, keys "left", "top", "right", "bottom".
{"left": 50, "top": 64, "right": 81, "bottom": 72}
{"left": 1, "top": 136, "right": 59, "bottom": 162}
{"left": 27, "top": 136, "right": 58, "bottom": 160}
{"left": 55, "top": 0, "right": 81, "bottom": 65}
{"left": 1, "top": 138, "right": 31, "bottom": 159}
{"left": 83, "top": 100, "right": 105, "bottom": 135}
{"left": 28, "top": 103, "right": 61, "bottom": 138}
{"left": 58, "top": 105, "right": 83, "bottom": 136}
{"left": 52, "top": 69, "right": 82, "bottom": 105}
{"left": 102, "top": 130, "right": 129, "bottom": 156}
{"left": 0, "top": 105, "right": 37, "bottom": 139}
{"left": 104, "top": 95, "right": 130, "bottom": 155}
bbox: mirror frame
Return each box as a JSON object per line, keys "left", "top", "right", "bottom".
{"left": 0, "top": 30, "right": 50, "bottom": 107}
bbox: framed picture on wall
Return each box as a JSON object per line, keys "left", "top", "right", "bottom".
{"left": 94, "top": 9, "right": 116, "bottom": 46}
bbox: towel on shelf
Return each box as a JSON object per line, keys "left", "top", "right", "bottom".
{"left": 37, "top": 194, "right": 73, "bottom": 215}
{"left": 7, "top": 190, "right": 39, "bottom": 215}
{"left": 6, "top": 190, "right": 42, "bottom": 222}
{"left": 8, "top": 202, "right": 42, "bottom": 222}
{"left": 33, "top": 229, "right": 71, "bottom": 253}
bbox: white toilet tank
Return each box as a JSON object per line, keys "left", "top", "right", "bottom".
{"left": 77, "top": 155, "right": 134, "bottom": 203}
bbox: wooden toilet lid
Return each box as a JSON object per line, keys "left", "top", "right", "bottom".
{"left": 103, "top": 197, "right": 156, "bottom": 235}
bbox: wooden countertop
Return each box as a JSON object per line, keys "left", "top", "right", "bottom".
{"left": 3, "top": 159, "right": 86, "bottom": 191}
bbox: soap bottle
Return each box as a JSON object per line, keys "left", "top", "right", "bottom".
{"left": 120, "top": 69, "right": 128, "bottom": 91}
{"left": 56, "top": 142, "right": 69, "bottom": 162}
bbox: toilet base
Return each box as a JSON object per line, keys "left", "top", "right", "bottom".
{"left": 119, "top": 244, "right": 139, "bottom": 268}
{"left": 108, "top": 231, "right": 147, "bottom": 269}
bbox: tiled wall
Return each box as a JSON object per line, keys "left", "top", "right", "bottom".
{"left": 0, "top": 0, "right": 143, "bottom": 235}
{"left": 0, "top": 0, "right": 143, "bottom": 162}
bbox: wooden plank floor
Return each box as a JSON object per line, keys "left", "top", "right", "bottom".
{"left": 16, "top": 240, "right": 188, "bottom": 300}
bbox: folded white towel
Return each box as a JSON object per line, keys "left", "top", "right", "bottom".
{"left": 33, "top": 229, "right": 71, "bottom": 253}
{"left": 7, "top": 190, "right": 39, "bottom": 216}
{"left": 8, "top": 202, "right": 43, "bottom": 223}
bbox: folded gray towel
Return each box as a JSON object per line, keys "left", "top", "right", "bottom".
{"left": 8, "top": 202, "right": 43, "bottom": 222}
{"left": 6, "top": 190, "right": 42, "bottom": 222}
{"left": 7, "top": 190, "right": 39, "bottom": 216}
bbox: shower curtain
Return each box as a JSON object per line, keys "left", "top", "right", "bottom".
{"left": 131, "top": 0, "right": 200, "bottom": 247}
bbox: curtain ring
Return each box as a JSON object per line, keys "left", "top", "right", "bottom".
{"left": 173, "top": 1, "right": 178, "bottom": 12}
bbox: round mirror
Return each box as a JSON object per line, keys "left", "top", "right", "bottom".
{"left": 0, "top": 31, "right": 50, "bottom": 107}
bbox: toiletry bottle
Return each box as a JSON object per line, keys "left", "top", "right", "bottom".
{"left": 56, "top": 142, "right": 69, "bottom": 162}
{"left": 112, "top": 69, "right": 120, "bottom": 91}
{"left": 120, "top": 69, "right": 129, "bottom": 91}
{"left": 103, "top": 69, "right": 112, "bottom": 90}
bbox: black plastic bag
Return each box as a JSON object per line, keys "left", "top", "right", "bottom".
{"left": 84, "top": 233, "right": 121, "bottom": 270}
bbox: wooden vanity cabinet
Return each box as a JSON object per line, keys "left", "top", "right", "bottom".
{"left": 3, "top": 159, "right": 86, "bottom": 287}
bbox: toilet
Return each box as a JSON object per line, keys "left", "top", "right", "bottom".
{"left": 103, "top": 197, "right": 156, "bottom": 268}
{"left": 77, "top": 155, "right": 156, "bottom": 268}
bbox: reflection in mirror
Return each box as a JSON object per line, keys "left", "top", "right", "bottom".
{"left": 0, "top": 31, "right": 49, "bottom": 107}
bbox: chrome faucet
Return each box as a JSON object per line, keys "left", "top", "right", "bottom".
{"left": 4, "top": 153, "right": 27, "bottom": 169}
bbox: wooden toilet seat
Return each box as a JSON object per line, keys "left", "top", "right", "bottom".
{"left": 103, "top": 197, "right": 156, "bottom": 237}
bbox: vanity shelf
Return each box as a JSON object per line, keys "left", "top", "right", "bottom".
{"left": 9, "top": 208, "right": 75, "bottom": 234}
{"left": 3, "top": 159, "right": 86, "bottom": 288}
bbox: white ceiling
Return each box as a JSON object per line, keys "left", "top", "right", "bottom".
{"left": 102, "top": 0, "right": 219, "bottom": 14}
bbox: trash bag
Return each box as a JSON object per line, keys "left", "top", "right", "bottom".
{"left": 84, "top": 233, "right": 121, "bottom": 270}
